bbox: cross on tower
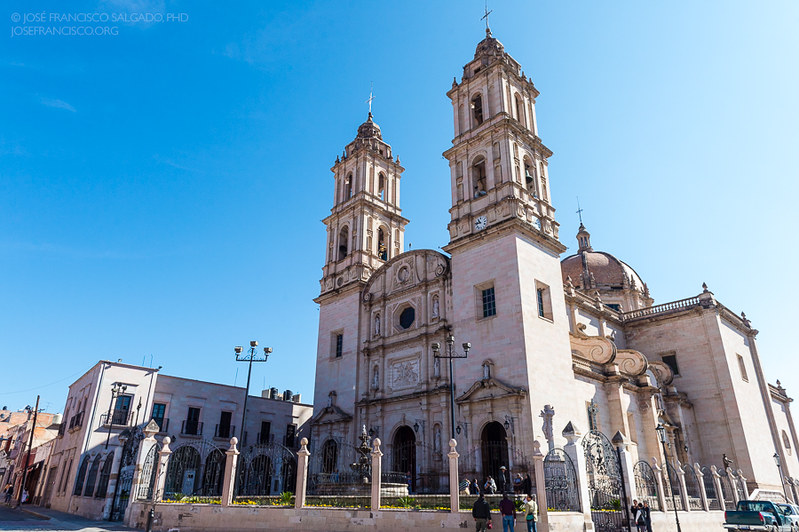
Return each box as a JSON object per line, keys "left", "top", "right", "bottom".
{"left": 365, "top": 82, "right": 375, "bottom": 116}
{"left": 481, "top": 1, "right": 492, "bottom": 32}
{"left": 576, "top": 197, "right": 584, "bottom": 225}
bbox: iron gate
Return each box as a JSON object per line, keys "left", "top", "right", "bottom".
{"left": 111, "top": 427, "right": 144, "bottom": 520}
{"left": 135, "top": 444, "right": 158, "bottom": 500}
{"left": 237, "top": 442, "right": 297, "bottom": 496}
{"left": 544, "top": 448, "right": 580, "bottom": 511}
{"left": 583, "top": 430, "right": 628, "bottom": 532}
{"left": 633, "top": 460, "right": 660, "bottom": 510}
{"left": 163, "top": 439, "right": 226, "bottom": 498}
{"left": 701, "top": 466, "right": 720, "bottom": 510}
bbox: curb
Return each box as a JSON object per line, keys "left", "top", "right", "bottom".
{"left": 18, "top": 507, "right": 52, "bottom": 520}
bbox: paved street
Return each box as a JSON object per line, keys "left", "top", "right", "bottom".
{"left": 0, "top": 504, "right": 135, "bottom": 531}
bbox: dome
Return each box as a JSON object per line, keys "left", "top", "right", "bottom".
{"left": 356, "top": 113, "right": 382, "bottom": 140}
{"left": 474, "top": 28, "right": 505, "bottom": 60}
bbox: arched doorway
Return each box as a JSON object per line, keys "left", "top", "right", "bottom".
{"left": 392, "top": 426, "right": 416, "bottom": 492}
{"left": 481, "top": 422, "right": 509, "bottom": 485}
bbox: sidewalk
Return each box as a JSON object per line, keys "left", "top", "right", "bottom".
{"left": 0, "top": 503, "right": 136, "bottom": 531}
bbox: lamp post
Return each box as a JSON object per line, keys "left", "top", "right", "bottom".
{"left": 431, "top": 334, "right": 470, "bottom": 441}
{"left": 656, "top": 423, "right": 682, "bottom": 532}
{"left": 15, "top": 397, "right": 39, "bottom": 507}
{"left": 105, "top": 383, "right": 127, "bottom": 449}
{"left": 234, "top": 341, "right": 272, "bottom": 446}
{"left": 774, "top": 452, "right": 788, "bottom": 501}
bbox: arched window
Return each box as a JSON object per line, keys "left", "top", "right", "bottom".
{"left": 524, "top": 159, "right": 536, "bottom": 196}
{"left": 73, "top": 456, "right": 89, "bottom": 495}
{"left": 322, "top": 440, "right": 338, "bottom": 474}
{"left": 344, "top": 174, "right": 353, "bottom": 201}
{"left": 539, "top": 163, "right": 548, "bottom": 201}
{"left": 514, "top": 93, "right": 525, "bottom": 124}
{"left": 338, "top": 226, "right": 349, "bottom": 261}
{"left": 378, "top": 173, "right": 386, "bottom": 201}
{"left": 472, "top": 157, "right": 487, "bottom": 197}
{"left": 377, "top": 227, "right": 388, "bottom": 260}
{"left": 471, "top": 94, "right": 484, "bottom": 126}
{"left": 83, "top": 455, "right": 102, "bottom": 496}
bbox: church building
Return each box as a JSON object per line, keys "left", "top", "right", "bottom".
{"left": 310, "top": 26, "right": 799, "bottom": 507}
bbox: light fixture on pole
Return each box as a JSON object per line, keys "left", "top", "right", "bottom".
{"left": 431, "top": 333, "right": 470, "bottom": 441}
{"left": 774, "top": 452, "right": 788, "bottom": 501}
{"left": 105, "top": 383, "right": 127, "bottom": 449}
{"left": 235, "top": 341, "right": 272, "bottom": 446}
{"left": 656, "top": 423, "right": 682, "bottom": 532}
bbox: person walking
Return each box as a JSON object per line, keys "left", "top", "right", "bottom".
{"left": 634, "top": 502, "right": 647, "bottom": 532}
{"left": 643, "top": 500, "right": 652, "bottom": 532}
{"left": 629, "top": 499, "right": 638, "bottom": 523}
{"left": 473, "top": 493, "right": 492, "bottom": 532}
{"left": 523, "top": 494, "right": 538, "bottom": 532}
{"left": 3, "top": 484, "right": 12, "bottom": 505}
{"left": 499, "top": 492, "right": 516, "bottom": 532}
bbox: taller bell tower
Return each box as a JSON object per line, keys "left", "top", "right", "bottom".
{"left": 443, "top": 28, "right": 562, "bottom": 253}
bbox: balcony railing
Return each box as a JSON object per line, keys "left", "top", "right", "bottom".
{"left": 181, "top": 420, "right": 203, "bottom": 436}
{"left": 214, "top": 424, "right": 236, "bottom": 439}
{"left": 257, "top": 432, "right": 273, "bottom": 444}
{"left": 68, "top": 411, "right": 84, "bottom": 431}
{"left": 100, "top": 410, "right": 134, "bottom": 427}
{"left": 152, "top": 418, "right": 169, "bottom": 433}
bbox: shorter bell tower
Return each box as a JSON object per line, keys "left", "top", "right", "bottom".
{"left": 318, "top": 113, "right": 409, "bottom": 297}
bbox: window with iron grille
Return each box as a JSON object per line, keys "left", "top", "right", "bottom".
{"left": 481, "top": 287, "right": 496, "bottom": 318}
{"left": 335, "top": 334, "right": 343, "bottom": 358}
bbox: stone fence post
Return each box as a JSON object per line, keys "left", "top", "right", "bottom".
{"left": 153, "top": 437, "right": 172, "bottom": 503}
{"left": 612, "top": 432, "right": 637, "bottom": 510}
{"left": 693, "top": 463, "right": 709, "bottom": 511}
{"left": 727, "top": 467, "right": 739, "bottom": 505}
{"left": 295, "top": 438, "right": 310, "bottom": 509}
{"left": 448, "top": 439, "right": 459, "bottom": 514}
{"left": 711, "top": 466, "right": 725, "bottom": 509}
{"left": 562, "top": 422, "right": 592, "bottom": 527}
{"left": 651, "top": 458, "right": 667, "bottom": 512}
{"left": 737, "top": 469, "right": 750, "bottom": 500}
{"left": 221, "top": 437, "right": 239, "bottom": 507}
{"left": 371, "top": 438, "right": 383, "bottom": 512}
{"left": 675, "top": 460, "right": 690, "bottom": 512}
{"left": 531, "top": 440, "right": 549, "bottom": 532}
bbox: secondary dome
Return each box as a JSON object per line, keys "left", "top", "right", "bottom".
{"left": 356, "top": 113, "right": 382, "bottom": 140}
{"left": 561, "top": 224, "right": 652, "bottom": 310}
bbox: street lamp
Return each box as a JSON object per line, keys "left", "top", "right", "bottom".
{"left": 656, "top": 423, "right": 682, "bottom": 532}
{"left": 774, "top": 452, "right": 788, "bottom": 501}
{"left": 431, "top": 334, "right": 470, "bottom": 441}
{"left": 105, "top": 383, "right": 127, "bottom": 449}
{"left": 234, "top": 341, "right": 272, "bottom": 445}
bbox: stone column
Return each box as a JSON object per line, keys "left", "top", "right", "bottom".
{"left": 563, "top": 422, "right": 593, "bottom": 529}
{"left": 651, "top": 458, "right": 667, "bottom": 512}
{"left": 101, "top": 443, "right": 125, "bottom": 520}
{"left": 727, "top": 467, "right": 739, "bottom": 505}
{"left": 126, "top": 420, "right": 159, "bottom": 508}
{"left": 711, "top": 466, "right": 725, "bottom": 509}
{"left": 531, "top": 441, "right": 549, "bottom": 532}
{"left": 612, "top": 432, "right": 637, "bottom": 505}
{"left": 153, "top": 437, "right": 172, "bottom": 503}
{"left": 371, "top": 438, "right": 383, "bottom": 512}
{"left": 448, "top": 439, "right": 459, "bottom": 514}
{"left": 675, "top": 460, "right": 690, "bottom": 511}
{"left": 221, "top": 437, "right": 239, "bottom": 507}
{"left": 693, "top": 463, "right": 709, "bottom": 511}
{"left": 295, "top": 437, "right": 310, "bottom": 509}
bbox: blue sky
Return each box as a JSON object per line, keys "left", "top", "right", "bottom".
{"left": 2, "top": 0, "right": 798, "bottom": 413}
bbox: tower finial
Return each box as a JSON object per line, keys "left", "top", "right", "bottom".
{"left": 576, "top": 197, "right": 584, "bottom": 225}
{"left": 481, "top": 0, "right": 493, "bottom": 35}
{"left": 365, "top": 82, "right": 375, "bottom": 118}
{"left": 577, "top": 221, "right": 592, "bottom": 252}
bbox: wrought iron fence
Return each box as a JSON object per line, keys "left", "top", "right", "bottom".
{"left": 163, "top": 438, "right": 226, "bottom": 498}
{"left": 306, "top": 439, "right": 370, "bottom": 508}
{"left": 582, "top": 430, "right": 627, "bottom": 532}
{"left": 664, "top": 462, "right": 684, "bottom": 511}
{"left": 701, "top": 466, "right": 720, "bottom": 510}
{"left": 544, "top": 448, "right": 580, "bottom": 511}
{"left": 682, "top": 464, "right": 703, "bottom": 510}
{"left": 732, "top": 470, "right": 748, "bottom": 501}
{"left": 456, "top": 442, "right": 531, "bottom": 495}
{"left": 235, "top": 442, "right": 297, "bottom": 497}
{"left": 135, "top": 444, "right": 158, "bottom": 501}
{"left": 717, "top": 468, "right": 735, "bottom": 510}
{"left": 633, "top": 460, "right": 660, "bottom": 511}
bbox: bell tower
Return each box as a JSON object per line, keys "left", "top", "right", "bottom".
{"left": 442, "top": 28, "right": 562, "bottom": 254}
{"left": 318, "top": 113, "right": 409, "bottom": 298}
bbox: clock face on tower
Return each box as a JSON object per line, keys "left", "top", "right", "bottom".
{"left": 533, "top": 217, "right": 542, "bottom": 230}
{"left": 475, "top": 215, "right": 487, "bottom": 231}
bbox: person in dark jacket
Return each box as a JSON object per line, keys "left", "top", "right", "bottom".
{"left": 643, "top": 500, "right": 652, "bottom": 532}
{"left": 522, "top": 474, "right": 532, "bottom": 496}
{"left": 472, "top": 493, "right": 491, "bottom": 532}
{"left": 499, "top": 493, "right": 516, "bottom": 532}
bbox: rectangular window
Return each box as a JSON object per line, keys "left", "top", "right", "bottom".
{"left": 151, "top": 403, "right": 166, "bottom": 431}
{"left": 335, "top": 334, "right": 343, "bottom": 358}
{"left": 535, "top": 281, "right": 553, "bottom": 320}
{"left": 184, "top": 407, "right": 201, "bottom": 435}
{"left": 217, "top": 411, "right": 232, "bottom": 438}
{"left": 259, "top": 421, "right": 271, "bottom": 444}
{"left": 737, "top": 354, "right": 749, "bottom": 382}
{"left": 111, "top": 394, "right": 132, "bottom": 425}
{"left": 285, "top": 424, "right": 297, "bottom": 448}
{"left": 662, "top": 354, "right": 680, "bottom": 376}
{"left": 481, "top": 287, "right": 496, "bottom": 318}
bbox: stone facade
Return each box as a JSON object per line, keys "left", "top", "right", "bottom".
{"left": 310, "top": 24, "right": 799, "bottom": 526}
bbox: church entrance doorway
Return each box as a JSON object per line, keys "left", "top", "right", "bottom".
{"left": 481, "top": 422, "right": 509, "bottom": 490}
{"left": 392, "top": 426, "right": 416, "bottom": 492}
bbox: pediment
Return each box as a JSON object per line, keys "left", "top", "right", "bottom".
{"left": 311, "top": 405, "right": 353, "bottom": 425}
{"left": 570, "top": 331, "right": 616, "bottom": 365}
{"left": 455, "top": 377, "right": 526, "bottom": 404}
{"left": 363, "top": 249, "right": 450, "bottom": 302}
